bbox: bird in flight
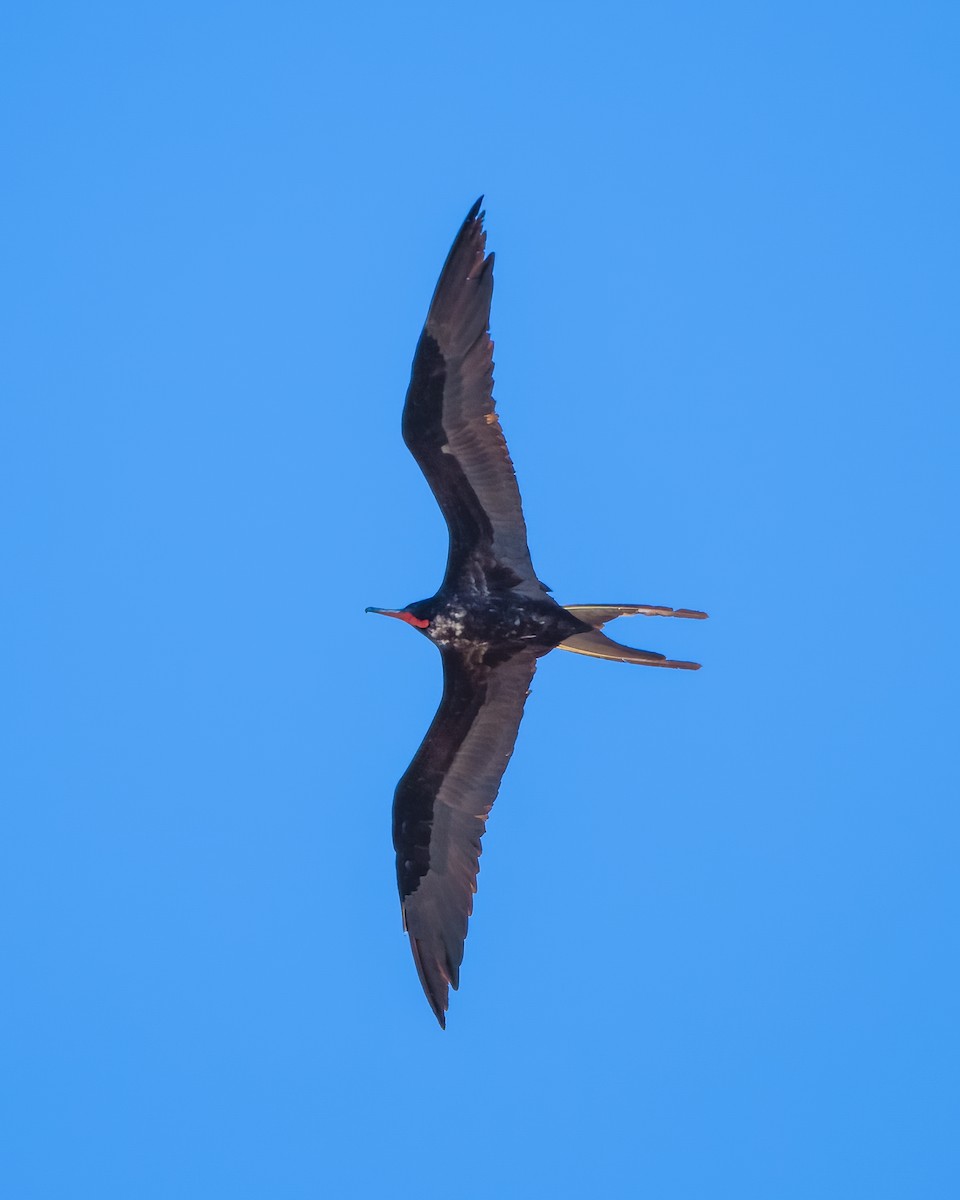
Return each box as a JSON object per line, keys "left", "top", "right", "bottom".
{"left": 367, "top": 199, "right": 706, "bottom": 1027}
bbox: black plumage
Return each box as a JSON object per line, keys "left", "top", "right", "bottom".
{"left": 367, "top": 199, "right": 706, "bottom": 1027}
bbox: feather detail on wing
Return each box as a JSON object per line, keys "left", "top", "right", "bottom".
{"left": 392, "top": 647, "right": 537, "bottom": 1026}
{"left": 402, "top": 200, "right": 547, "bottom": 597}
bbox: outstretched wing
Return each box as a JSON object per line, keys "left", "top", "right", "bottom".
{"left": 393, "top": 647, "right": 538, "bottom": 1027}
{"left": 402, "top": 199, "right": 546, "bottom": 597}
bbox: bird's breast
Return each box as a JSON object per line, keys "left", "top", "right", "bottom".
{"left": 428, "top": 606, "right": 470, "bottom": 643}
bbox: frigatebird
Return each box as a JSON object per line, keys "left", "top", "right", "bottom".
{"left": 368, "top": 199, "right": 706, "bottom": 1027}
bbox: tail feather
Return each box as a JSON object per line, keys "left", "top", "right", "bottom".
{"left": 563, "top": 604, "right": 708, "bottom": 626}
{"left": 557, "top": 628, "right": 701, "bottom": 670}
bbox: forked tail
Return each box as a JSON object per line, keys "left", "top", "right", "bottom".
{"left": 558, "top": 603, "right": 707, "bottom": 670}
{"left": 563, "top": 604, "right": 707, "bottom": 624}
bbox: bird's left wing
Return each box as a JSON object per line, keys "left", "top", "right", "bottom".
{"left": 393, "top": 646, "right": 538, "bottom": 1027}
{"left": 402, "top": 200, "right": 547, "bottom": 597}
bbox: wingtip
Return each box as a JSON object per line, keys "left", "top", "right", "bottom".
{"left": 467, "top": 195, "right": 484, "bottom": 222}
{"left": 409, "top": 934, "right": 451, "bottom": 1030}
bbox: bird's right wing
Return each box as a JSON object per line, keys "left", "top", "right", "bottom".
{"left": 393, "top": 646, "right": 538, "bottom": 1027}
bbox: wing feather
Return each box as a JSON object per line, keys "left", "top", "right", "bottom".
{"left": 402, "top": 201, "right": 546, "bottom": 596}
{"left": 393, "top": 648, "right": 537, "bottom": 1026}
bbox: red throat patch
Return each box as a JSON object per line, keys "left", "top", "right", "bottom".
{"left": 374, "top": 609, "right": 429, "bottom": 629}
{"left": 401, "top": 612, "right": 430, "bottom": 629}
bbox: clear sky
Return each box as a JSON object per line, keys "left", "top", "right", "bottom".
{"left": 3, "top": 3, "right": 958, "bottom": 1197}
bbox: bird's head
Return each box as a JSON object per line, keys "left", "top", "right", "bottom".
{"left": 365, "top": 599, "right": 433, "bottom": 634}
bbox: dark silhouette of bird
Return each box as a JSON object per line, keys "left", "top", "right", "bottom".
{"left": 367, "top": 199, "right": 706, "bottom": 1027}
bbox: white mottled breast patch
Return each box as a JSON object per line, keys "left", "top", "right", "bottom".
{"left": 431, "top": 606, "right": 467, "bottom": 642}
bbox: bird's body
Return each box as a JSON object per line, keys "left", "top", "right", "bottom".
{"left": 368, "top": 199, "right": 706, "bottom": 1027}
{"left": 401, "top": 591, "right": 589, "bottom": 658}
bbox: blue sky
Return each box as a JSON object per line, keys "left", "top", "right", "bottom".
{"left": 3, "top": 2, "right": 958, "bottom": 1196}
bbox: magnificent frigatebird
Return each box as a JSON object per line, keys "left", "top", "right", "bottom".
{"left": 368, "top": 199, "right": 706, "bottom": 1027}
